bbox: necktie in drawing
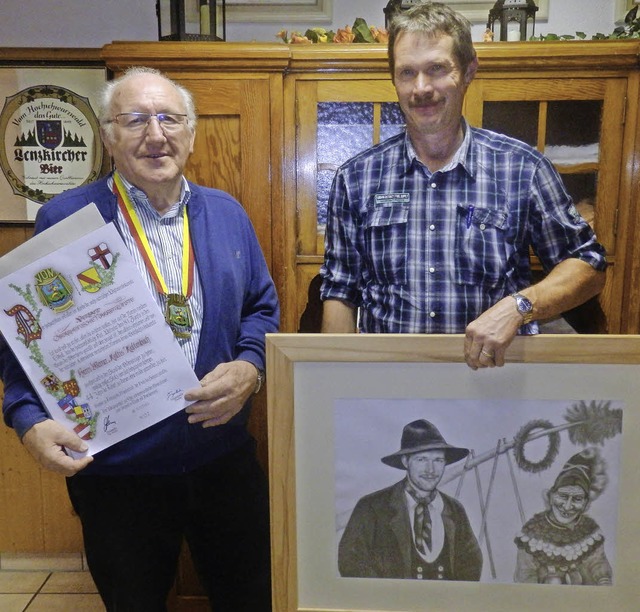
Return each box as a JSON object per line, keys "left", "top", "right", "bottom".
{"left": 414, "top": 498, "right": 432, "bottom": 553}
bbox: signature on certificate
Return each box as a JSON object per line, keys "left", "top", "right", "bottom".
{"left": 167, "top": 389, "right": 184, "bottom": 402}
{"left": 103, "top": 414, "right": 117, "bottom": 434}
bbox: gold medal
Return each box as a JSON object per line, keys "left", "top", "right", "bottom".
{"left": 165, "top": 293, "right": 193, "bottom": 339}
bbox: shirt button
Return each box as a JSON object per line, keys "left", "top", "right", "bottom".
{"left": 429, "top": 267, "right": 435, "bottom": 274}
{"left": 429, "top": 311, "right": 436, "bottom": 318}
{"left": 429, "top": 224, "right": 436, "bottom": 231}
{"left": 479, "top": 223, "right": 486, "bottom": 230}
{"left": 430, "top": 182, "right": 437, "bottom": 189}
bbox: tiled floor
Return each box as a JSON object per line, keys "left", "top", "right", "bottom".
{"left": 0, "top": 570, "right": 104, "bottom": 612}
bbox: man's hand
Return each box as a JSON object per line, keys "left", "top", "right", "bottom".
{"left": 464, "top": 296, "right": 523, "bottom": 370}
{"left": 184, "top": 360, "right": 257, "bottom": 428}
{"left": 22, "top": 420, "right": 94, "bottom": 476}
{"left": 464, "top": 260, "right": 605, "bottom": 370}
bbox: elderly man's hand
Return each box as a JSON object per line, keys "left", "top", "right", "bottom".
{"left": 22, "top": 420, "right": 94, "bottom": 476}
{"left": 464, "top": 297, "right": 524, "bottom": 370}
{"left": 184, "top": 360, "right": 258, "bottom": 428}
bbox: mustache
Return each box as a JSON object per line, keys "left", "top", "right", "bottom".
{"left": 409, "top": 96, "right": 438, "bottom": 108}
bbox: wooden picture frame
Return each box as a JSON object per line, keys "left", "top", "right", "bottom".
{"left": 436, "top": 1, "right": 549, "bottom": 23}
{"left": 267, "top": 333, "right": 640, "bottom": 611}
{"left": 225, "top": 1, "right": 549, "bottom": 24}
{"left": 617, "top": 0, "right": 639, "bottom": 22}
{"left": 226, "top": 0, "right": 333, "bottom": 23}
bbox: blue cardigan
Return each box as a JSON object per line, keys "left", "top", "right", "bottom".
{"left": 1, "top": 175, "right": 280, "bottom": 475}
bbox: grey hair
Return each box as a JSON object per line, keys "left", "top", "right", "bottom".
{"left": 388, "top": 1, "right": 476, "bottom": 80}
{"left": 98, "top": 66, "right": 197, "bottom": 141}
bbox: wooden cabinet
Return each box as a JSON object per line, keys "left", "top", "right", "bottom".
{"left": 2, "top": 39, "right": 640, "bottom": 610}
{"left": 284, "top": 41, "right": 640, "bottom": 335}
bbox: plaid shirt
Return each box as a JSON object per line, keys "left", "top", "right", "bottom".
{"left": 320, "top": 122, "right": 607, "bottom": 333}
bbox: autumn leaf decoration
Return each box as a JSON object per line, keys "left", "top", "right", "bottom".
{"left": 277, "top": 17, "right": 388, "bottom": 45}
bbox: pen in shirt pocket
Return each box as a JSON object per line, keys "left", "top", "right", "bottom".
{"left": 466, "top": 205, "right": 475, "bottom": 229}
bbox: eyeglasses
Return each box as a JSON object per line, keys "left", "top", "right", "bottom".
{"left": 108, "top": 112, "right": 188, "bottom": 132}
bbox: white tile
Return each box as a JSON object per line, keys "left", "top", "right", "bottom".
{"left": 40, "top": 571, "right": 97, "bottom": 594}
{"left": 0, "top": 592, "right": 32, "bottom": 612}
{"left": 0, "top": 554, "right": 83, "bottom": 572}
{"left": 26, "top": 593, "right": 105, "bottom": 612}
{"left": 0, "top": 571, "right": 49, "bottom": 594}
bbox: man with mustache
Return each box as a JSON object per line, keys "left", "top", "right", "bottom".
{"left": 320, "top": 2, "right": 606, "bottom": 368}
{"left": 338, "top": 419, "right": 482, "bottom": 580}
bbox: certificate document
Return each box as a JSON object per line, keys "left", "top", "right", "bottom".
{"left": 0, "top": 208, "right": 200, "bottom": 457}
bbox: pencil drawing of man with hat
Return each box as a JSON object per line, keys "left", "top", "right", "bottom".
{"left": 338, "top": 419, "right": 483, "bottom": 580}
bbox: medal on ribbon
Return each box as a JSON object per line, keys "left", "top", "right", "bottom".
{"left": 165, "top": 293, "right": 193, "bottom": 339}
{"left": 113, "top": 172, "right": 195, "bottom": 339}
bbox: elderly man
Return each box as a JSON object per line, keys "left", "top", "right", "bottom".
{"left": 338, "top": 419, "right": 482, "bottom": 580}
{"left": 320, "top": 2, "right": 606, "bottom": 369}
{"left": 0, "top": 67, "right": 279, "bottom": 611}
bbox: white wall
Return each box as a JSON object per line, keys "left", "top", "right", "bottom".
{"left": 0, "top": 1, "right": 626, "bottom": 48}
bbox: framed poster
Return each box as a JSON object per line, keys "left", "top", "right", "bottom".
{"left": 421, "top": 1, "right": 549, "bottom": 23}
{"left": 617, "top": 0, "right": 639, "bottom": 21}
{"left": 0, "top": 63, "right": 107, "bottom": 222}
{"left": 225, "top": 1, "right": 549, "bottom": 24}
{"left": 266, "top": 333, "right": 640, "bottom": 611}
{"left": 226, "top": 0, "right": 333, "bottom": 23}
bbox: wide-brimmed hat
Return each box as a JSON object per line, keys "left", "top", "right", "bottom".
{"left": 381, "top": 419, "right": 470, "bottom": 469}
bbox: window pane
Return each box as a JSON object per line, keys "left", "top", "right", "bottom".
{"left": 482, "top": 101, "right": 539, "bottom": 147}
{"left": 316, "top": 102, "right": 374, "bottom": 225}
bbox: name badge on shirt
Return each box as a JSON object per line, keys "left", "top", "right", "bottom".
{"left": 374, "top": 193, "right": 410, "bottom": 207}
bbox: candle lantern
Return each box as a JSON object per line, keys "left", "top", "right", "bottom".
{"left": 383, "top": 0, "right": 423, "bottom": 29}
{"left": 487, "top": 0, "right": 538, "bottom": 42}
{"left": 157, "top": 0, "right": 226, "bottom": 41}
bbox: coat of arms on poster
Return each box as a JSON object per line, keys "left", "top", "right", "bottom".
{"left": 0, "top": 67, "right": 106, "bottom": 222}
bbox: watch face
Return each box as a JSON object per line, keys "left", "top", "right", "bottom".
{"left": 517, "top": 295, "right": 533, "bottom": 313}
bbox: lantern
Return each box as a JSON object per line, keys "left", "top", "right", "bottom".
{"left": 487, "top": 0, "right": 538, "bottom": 42}
{"left": 383, "top": 0, "right": 423, "bottom": 29}
{"left": 157, "top": 0, "right": 226, "bottom": 41}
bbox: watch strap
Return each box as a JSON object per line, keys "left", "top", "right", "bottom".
{"left": 252, "top": 365, "right": 265, "bottom": 395}
{"left": 511, "top": 292, "right": 534, "bottom": 325}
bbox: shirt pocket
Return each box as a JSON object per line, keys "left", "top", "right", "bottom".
{"left": 364, "top": 203, "right": 409, "bottom": 285}
{"left": 455, "top": 203, "right": 508, "bottom": 287}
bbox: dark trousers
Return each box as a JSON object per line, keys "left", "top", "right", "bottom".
{"left": 66, "top": 441, "right": 272, "bottom": 612}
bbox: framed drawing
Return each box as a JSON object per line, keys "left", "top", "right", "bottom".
{"left": 267, "top": 333, "right": 640, "bottom": 611}
{"left": 226, "top": 0, "right": 333, "bottom": 23}
{"left": 617, "top": 0, "right": 639, "bottom": 21}
{"left": 0, "top": 53, "right": 107, "bottom": 222}
{"left": 225, "top": 1, "right": 549, "bottom": 24}
{"left": 435, "top": 1, "right": 548, "bottom": 23}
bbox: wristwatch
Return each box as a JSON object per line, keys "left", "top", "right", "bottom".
{"left": 511, "top": 292, "right": 534, "bottom": 325}
{"left": 253, "top": 366, "right": 265, "bottom": 395}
